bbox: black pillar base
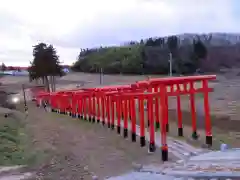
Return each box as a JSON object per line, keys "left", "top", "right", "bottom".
{"left": 131, "top": 132, "right": 136, "bottom": 142}
{"left": 51, "top": 109, "right": 54, "bottom": 112}
{"left": 97, "top": 119, "right": 100, "bottom": 123}
{"left": 192, "top": 131, "right": 199, "bottom": 140}
{"left": 123, "top": 128, "right": 128, "bottom": 138}
{"left": 140, "top": 136, "right": 146, "bottom": 147}
{"left": 111, "top": 124, "right": 114, "bottom": 130}
{"left": 102, "top": 121, "right": 105, "bottom": 126}
{"left": 117, "top": 126, "right": 121, "bottom": 134}
{"left": 92, "top": 117, "right": 96, "bottom": 123}
{"left": 166, "top": 123, "right": 169, "bottom": 132}
{"left": 107, "top": 122, "right": 111, "bottom": 128}
{"left": 149, "top": 142, "right": 156, "bottom": 152}
{"left": 147, "top": 120, "right": 150, "bottom": 127}
{"left": 161, "top": 148, "right": 168, "bottom": 161}
{"left": 78, "top": 114, "right": 81, "bottom": 118}
{"left": 155, "top": 122, "right": 160, "bottom": 129}
{"left": 84, "top": 117, "right": 87, "bottom": 121}
{"left": 206, "top": 135, "right": 212, "bottom": 146}
{"left": 178, "top": 127, "right": 183, "bottom": 137}
{"left": 89, "top": 117, "right": 92, "bottom": 122}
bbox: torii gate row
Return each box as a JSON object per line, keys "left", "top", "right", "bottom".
{"left": 35, "top": 74, "right": 216, "bottom": 161}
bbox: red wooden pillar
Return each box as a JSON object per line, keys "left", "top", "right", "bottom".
{"left": 69, "top": 95, "right": 73, "bottom": 116}
{"left": 147, "top": 86, "right": 152, "bottom": 127}
{"left": 189, "top": 82, "right": 198, "bottom": 139}
{"left": 60, "top": 95, "right": 65, "bottom": 114}
{"left": 203, "top": 80, "right": 212, "bottom": 146}
{"left": 96, "top": 93, "right": 101, "bottom": 123}
{"left": 80, "top": 95, "right": 84, "bottom": 118}
{"left": 64, "top": 95, "right": 68, "bottom": 115}
{"left": 123, "top": 96, "right": 129, "bottom": 138}
{"left": 106, "top": 95, "right": 111, "bottom": 128}
{"left": 49, "top": 95, "right": 53, "bottom": 111}
{"left": 138, "top": 94, "right": 146, "bottom": 147}
{"left": 176, "top": 84, "right": 183, "bottom": 136}
{"left": 88, "top": 95, "right": 93, "bottom": 122}
{"left": 154, "top": 86, "right": 160, "bottom": 129}
{"left": 129, "top": 95, "right": 132, "bottom": 121}
{"left": 84, "top": 95, "right": 89, "bottom": 121}
{"left": 55, "top": 94, "right": 60, "bottom": 113}
{"left": 160, "top": 84, "right": 168, "bottom": 161}
{"left": 63, "top": 95, "right": 66, "bottom": 114}
{"left": 60, "top": 95, "right": 64, "bottom": 113}
{"left": 53, "top": 95, "right": 58, "bottom": 112}
{"left": 56, "top": 95, "right": 60, "bottom": 113}
{"left": 116, "top": 94, "right": 121, "bottom": 134}
{"left": 130, "top": 95, "right": 136, "bottom": 142}
{"left": 110, "top": 95, "right": 115, "bottom": 130}
{"left": 77, "top": 95, "right": 82, "bottom": 118}
{"left": 121, "top": 91, "right": 125, "bottom": 119}
{"left": 81, "top": 95, "right": 84, "bottom": 118}
{"left": 71, "top": 94, "right": 77, "bottom": 117}
{"left": 92, "top": 93, "right": 96, "bottom": 123}
{"left": 165, "top": 86, "right": 169, "bottom": 133}
{"left": 84, "top": 96, "right": 88, "bottom": 120}
{"left": 148, "top": 94, "right": 156, "bottom": 152}
{"left": 101, "top": 95, "right": 106, "bottom": 125}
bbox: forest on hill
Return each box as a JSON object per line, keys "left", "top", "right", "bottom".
{"left": 72, "top": 33, "right": 240, "bottom": 75}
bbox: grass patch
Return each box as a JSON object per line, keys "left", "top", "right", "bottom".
{"left": 0, "top": 113, "right": 40, "bottom": 166}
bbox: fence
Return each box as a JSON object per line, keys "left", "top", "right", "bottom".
{"left": 34, "top": 75, "right": 216, "bottom": 161}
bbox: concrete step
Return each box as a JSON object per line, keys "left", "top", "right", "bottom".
{"left": 0, "top": 166, "right": 33, "bottom": 180}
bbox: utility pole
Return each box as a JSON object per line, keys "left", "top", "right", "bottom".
{"left": 100, "top": 68, "right": 103, "bottom": 85}
{"left": 169, "top": 52, "right": 173, "bottom": 77}
{"left": 22, "top": 84, "right": 28, "bottom": 113}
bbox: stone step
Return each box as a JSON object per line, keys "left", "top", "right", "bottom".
{"left": 0, "top": 166, "right": 34, "bottom": 180}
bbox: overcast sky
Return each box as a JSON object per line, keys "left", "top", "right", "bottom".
{"left": 0, "top": 0, "right": 239, "bottom": 66}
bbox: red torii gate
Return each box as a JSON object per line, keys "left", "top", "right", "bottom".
{"left": 136, "top": 75, "right": 216, "bottom": 141}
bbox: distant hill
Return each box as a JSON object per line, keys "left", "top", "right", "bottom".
{"left": 174, "top": 33, "right": 240, "bottom": 46}
{"left": 72, "top": 33, "right": 240, "bottom": 74}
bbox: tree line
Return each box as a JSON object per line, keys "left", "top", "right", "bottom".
{"left": 72, "top": 35, "right": 209, "bottom": 75}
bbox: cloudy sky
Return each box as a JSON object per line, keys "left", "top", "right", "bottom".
{"left": 0, "top": 0, "right": 239, "bottom": 66}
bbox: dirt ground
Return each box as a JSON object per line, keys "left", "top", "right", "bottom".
{"left": 17, "top": 103, "right": 176, "bottom": 180}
